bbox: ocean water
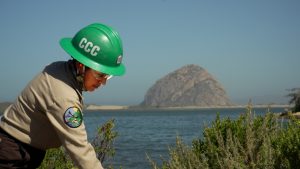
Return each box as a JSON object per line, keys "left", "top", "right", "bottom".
{"left": 84, "top": 107, "right": 285, "bottom": 169}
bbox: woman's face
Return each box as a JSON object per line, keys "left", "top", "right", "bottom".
{"left": 83, "top": 68, "right": 111, "bottom": 92}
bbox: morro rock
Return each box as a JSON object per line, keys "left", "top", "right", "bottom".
{"left": 140, "top": 64, "right": 233, "bottom": 107}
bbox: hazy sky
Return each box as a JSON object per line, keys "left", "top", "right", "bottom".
{"left": 0, "top": 0, "right": 299, "bottom": 105}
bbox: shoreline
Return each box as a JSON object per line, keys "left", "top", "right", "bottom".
{"left": 0, "top": 102, "right": 291, "bottom": 112}
{"left": 85, "top": 104, "right": 291, "bottom": 111}
{"left": 85, "top": 105, "right": 129, "bottom": 110}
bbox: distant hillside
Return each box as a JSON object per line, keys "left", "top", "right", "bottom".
{"left": 0, "top": 102, "right": 11, "bottom": 114}
{"left": 141, "top": 64, "right": 233, "bottom": 107}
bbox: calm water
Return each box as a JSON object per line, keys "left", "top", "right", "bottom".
{"left": 84, "top": 107, "right": 285, "bottom": 169}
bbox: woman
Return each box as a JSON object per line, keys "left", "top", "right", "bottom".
{"left": 0, "top": 23, "right": 125, "bottom": 169}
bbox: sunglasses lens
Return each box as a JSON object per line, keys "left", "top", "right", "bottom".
{"left": 92, "top": 70, "right": 112, "bottom": 80}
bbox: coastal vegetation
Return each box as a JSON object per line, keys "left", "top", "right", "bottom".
{"left": 148, "top": 105, "right": 300, "bottom": 169}
{"left": 1, "top": 88, "right": 300, "bottom": 168}
{"left": 38, "top": 119, "right": 118, "bottom": 169}
{"left": 286, "top": 88, "right": 300, "bottom": 113}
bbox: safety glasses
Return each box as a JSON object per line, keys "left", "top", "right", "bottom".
{"left": 91, "top": 70, "right": 113, "bottom": 81}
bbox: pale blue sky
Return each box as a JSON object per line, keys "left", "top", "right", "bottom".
{"left": 0, "top": 0, "right": 299, "bottom": 105}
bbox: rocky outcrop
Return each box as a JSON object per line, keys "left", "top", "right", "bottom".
{"left": 140, "top": 64, "right": 233, "bottom": 107}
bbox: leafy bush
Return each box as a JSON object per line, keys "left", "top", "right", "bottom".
{"left": 149, "top": 107, "right": 300, "bottom": 169}
{"left": 287, "top": 88, "right": 300, "bottom": 112}
{"left": 38, "top": 119, "right": 117, "bottom": 169}
{"left": 92, "top": 119, "right": 118, "bottom": 166}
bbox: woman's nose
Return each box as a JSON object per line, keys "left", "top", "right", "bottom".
{"left": 98, "top": 78, "right": 107, "bottom": 85}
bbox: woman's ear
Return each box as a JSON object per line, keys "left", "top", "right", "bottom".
{"left": 75, "top": 62, "right": 85, "bottom": 74}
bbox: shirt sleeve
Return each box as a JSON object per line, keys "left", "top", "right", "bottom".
{"left": 47, "top": 98, "right": 104, "bottom": 169}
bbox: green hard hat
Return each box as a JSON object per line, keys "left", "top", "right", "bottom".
{"left": 60, "top": 23, "right": 125, "bottom": 76}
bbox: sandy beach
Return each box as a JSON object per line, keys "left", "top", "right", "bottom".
{"left": 85, "top": 105, "right": 129, "bottom": 110}
{"left": 84, "top": 104, "right": 290, "bottom": 111}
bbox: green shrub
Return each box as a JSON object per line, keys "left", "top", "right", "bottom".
{"left": 38, "top": 119, "right": 117, "bottom": 169}
{"left": 149, "top": 107, "right": 300, "bottom": 169}
{"left": 92, "top": 119, "right": 118, "bottom": 166}
{"left": 287, "top": 88, "right": 300, "bottom": 112}
{"left": 38, "top": 147, "right": 74, "bottom": 169}
{"left": 272, "top": 114, "right": 300, "bottom": 169}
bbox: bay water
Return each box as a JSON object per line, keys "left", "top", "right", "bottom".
{"left": 84, "top": 107, "right": 285, "bottom": 169}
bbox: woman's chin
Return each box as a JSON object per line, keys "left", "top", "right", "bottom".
{"left": 86, "top": 87, "right": 96, "bottom": 92}
{"left": 88, "top": 86, "right": 101, "bottom": 92}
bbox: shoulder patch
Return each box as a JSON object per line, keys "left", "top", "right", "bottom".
{"left": 63, "top": 107, "right": 83, "bottom": 128}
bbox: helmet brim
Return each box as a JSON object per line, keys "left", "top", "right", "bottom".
{"left": 60, "top": 38, "right": 125, "bottom": 76}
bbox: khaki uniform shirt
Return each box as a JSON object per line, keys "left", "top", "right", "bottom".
{"left": 0, "top": 60, "right": 103, "bottom": 169}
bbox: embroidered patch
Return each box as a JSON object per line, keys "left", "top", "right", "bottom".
{"left": 63, "top": 107, "right": 83, "bottom": 128}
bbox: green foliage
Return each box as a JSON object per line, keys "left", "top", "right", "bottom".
{"left": 148, "top": 137, "right": 209, "bottom": 169}
{"left": 92, "top": 119, "right": 118, "bottom": 165}
{"left": 287, "top": 88, "right": 300, "bottom": 112}
{"left": 149, "top": 107, "right": 300, "bottom": 169}
{"left": 38, "top": 119, "right": 118, "bottom": 169}
{"left": 272, "top": 114, "right": 300, "bottom": 169}
{"left": 38, "top": 147, "right": 74, "bottom": 169}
